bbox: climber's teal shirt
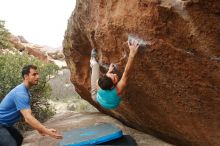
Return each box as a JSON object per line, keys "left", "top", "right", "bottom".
{"left": 97, "top": 88, "right": 121, "bottom": 110}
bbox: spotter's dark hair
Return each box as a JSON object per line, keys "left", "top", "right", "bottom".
{"left": 21, "top": 65, "right": 37, "bottom": 79}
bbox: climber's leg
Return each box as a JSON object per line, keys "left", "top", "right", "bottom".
{"left": 90, "top": 49, "right": 99, "bottom": 101}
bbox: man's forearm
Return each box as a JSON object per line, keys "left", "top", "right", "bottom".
{"left": 24, "top": 114, "right": 48, "bottom": 133}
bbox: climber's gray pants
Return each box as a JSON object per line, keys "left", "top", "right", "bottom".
{"left": 90, "top": 60, "right": 99, "bottom": 101}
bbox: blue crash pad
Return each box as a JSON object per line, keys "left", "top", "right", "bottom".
{"left": 58, "top": 123, "right": 123, "bottom": 146}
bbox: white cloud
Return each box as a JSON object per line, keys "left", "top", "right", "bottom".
{"left": 0, "top": 0, "right": 76, "bottom": 48}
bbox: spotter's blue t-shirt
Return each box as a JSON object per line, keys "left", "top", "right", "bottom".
{"left": 0, "top": 83, "right": 30, "bottom": 126}
{"left": 97, "top": 88, "right": 121, "bottom": 110}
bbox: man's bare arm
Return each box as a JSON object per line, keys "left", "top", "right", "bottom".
{"left": 20, "top": 109, "right": 63, "bottom": 139}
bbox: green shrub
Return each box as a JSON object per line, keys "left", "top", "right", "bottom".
{"left": 0, "top": 52, "right": 59, "bottom": 131}
{"left": 0, "top": 20, "right": 13, "bottom": 49}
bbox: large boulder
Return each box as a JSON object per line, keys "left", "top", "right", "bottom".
{"left": 63, "top": 0, "right": 220, "bottom": 145}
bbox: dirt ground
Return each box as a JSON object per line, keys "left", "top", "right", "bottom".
{"left": 22, "top": 112, "right": 173, "bottom": 146}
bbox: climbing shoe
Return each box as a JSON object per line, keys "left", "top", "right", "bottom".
{"left": 91, "top": 48, "right": 97, "bottom": 58}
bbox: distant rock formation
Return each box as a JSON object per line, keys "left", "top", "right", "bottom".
{"left": 9, "top": 35, "right": 49, "bottom": 62}
{"left": 48, "top": 51, "right": 65, "bottom": 60}
{"left": 17, "top": 35, "right": 28, "bottom": 43}
{"left": 63, "top": 0, "right": 220, "bottom": 145}
{"left": 9, "top": 35, "right": 65, "bottom": 64}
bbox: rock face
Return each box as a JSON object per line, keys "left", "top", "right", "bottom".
{"left": 63, "top": 0, "right": 220, "bottom": 145}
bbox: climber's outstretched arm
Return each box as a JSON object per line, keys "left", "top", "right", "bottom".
{"left": 116, "top": 40, "right": 139, "bottom": 95}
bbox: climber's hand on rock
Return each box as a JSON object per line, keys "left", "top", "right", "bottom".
{"left": 128, "top": 39, "right": 139, "bottom": 57}
{"left": 108, "top": 63, "right": 115, "bottom": 73}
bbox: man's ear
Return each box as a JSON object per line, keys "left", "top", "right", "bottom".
{"left": 23, "top": 74, "right": 28, "bottom": 79}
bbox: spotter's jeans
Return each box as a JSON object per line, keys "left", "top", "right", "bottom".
{"left": 0, "top": 125, "right": 23, "bottom": 146}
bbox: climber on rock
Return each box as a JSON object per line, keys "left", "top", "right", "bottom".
{"left": 90, "top": 39, "right": 139, "bottom": 110}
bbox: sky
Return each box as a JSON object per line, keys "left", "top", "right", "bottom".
{"left": 0, "top": 0, "right": 76, "bottom": 48}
